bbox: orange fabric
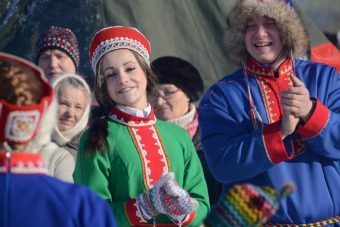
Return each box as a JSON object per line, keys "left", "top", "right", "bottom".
{"left": 311, "top": 42, "right": 340, "bottom": 73}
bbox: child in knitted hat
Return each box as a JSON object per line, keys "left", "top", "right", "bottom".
{"left": 35, "top": 26, "right": 79, "bottom": 81}
{"left": 0, "top": 52, "right": 117, "bottom": 227}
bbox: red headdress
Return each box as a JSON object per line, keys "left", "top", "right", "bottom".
{"left": 0, "top": 52, "right": 53, "bottom": 145}
{"left": 89, "top": 26, "right": 151, "bottom": 73}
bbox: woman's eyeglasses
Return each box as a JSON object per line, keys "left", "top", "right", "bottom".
{"left": 149, "top": 88, "right": 182, "bottom": 102}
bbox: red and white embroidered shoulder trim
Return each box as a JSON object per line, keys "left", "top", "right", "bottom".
{"left": 109, "top": 114, "right": 156, "bottom": 126}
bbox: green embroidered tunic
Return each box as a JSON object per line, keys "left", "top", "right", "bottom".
{"left": 73, "top": 108, "right": 210, "bottom": 227}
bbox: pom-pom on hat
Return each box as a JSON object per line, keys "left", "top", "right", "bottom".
{"left": 35, "top": 26, "right": 80, "bottom": 69}
{"left": 89, "top": 26, "right": 151, "bottom": 73}
{"left": 205, "top": 183, "right": 295, "bottom": 227}
{"left": 224, "top": 0, "right": 308, "bottom": 65}
{"left": 0, "top": 52, "right": 53, "bottom": 145}
{"left": 152, "top": 56, "right": 204, "bottom": 102}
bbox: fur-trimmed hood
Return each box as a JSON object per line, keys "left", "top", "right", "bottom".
{"left": 223, "top": 0, "right": 309, "bottom": 65}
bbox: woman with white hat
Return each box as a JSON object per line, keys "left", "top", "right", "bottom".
{"left": 51, "top": 74, "right": 91, "bottom": 160}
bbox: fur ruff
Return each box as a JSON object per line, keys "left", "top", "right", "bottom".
{"left": 223, "top": 0, "right": 309, "bottom": 65}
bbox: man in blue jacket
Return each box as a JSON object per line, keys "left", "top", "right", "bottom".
{"left": 199, "top": 0, "right": 340, "bottom": 226}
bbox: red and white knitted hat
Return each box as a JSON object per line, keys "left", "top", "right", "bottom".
{"left": 35, "top": 26, "right": 80, "bottom": 69}
{"left": 89, "top": 26, "right": 151, "bottom": 73}
{"left": 0, "top": 52, "right": 53, "bottom": 145}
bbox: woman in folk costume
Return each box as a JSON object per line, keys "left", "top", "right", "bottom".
{"left": 199, "top": 0, "right": 340, "bottom": 226}
{"left": 150, "top": 56, "right": 222, "bottom": 206}
{"left": 0, "top": 52, "right": 117, "bottom": 227}
{"left": 73, "top": 26, "right": 209, "bottom": 227}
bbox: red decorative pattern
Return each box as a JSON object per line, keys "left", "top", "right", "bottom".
{"left": 35, "top": 26, "right": 79, "bottom": 68}
{"left": 132, "top": 212, "right": 196, "bottom": 226}
{"left": 110, "top": 108, "right": 170, "bottom": 189}
{"left": 161, "top": 190, "right": 185, "bottom": 216}
{"left": 89, "top": 26, "right": 151, "bottom": 72}
{"left": 125, "top": 197, "right": 196, "bottom": 226}
{"left": 263, "top": 215, "right": 340, "bottom": 226}
{"left": 247, "top": 58, "right": 307, "bottom": 156}
{"left": 109, "top": 108, "right": 156, "bottom": 127}
{"left": 292, "top": 138, "right": 307, "bottom": 157}
{"left": 262, "top": 121, "right": 294, "bottom": 164}
{"left": 247, "top": 58, "right": 293, "bottom": 123}
{"left": 125, "top": 198, "right": 148, "bottom": 225}
{"left": 295, "top": 99, "right": 329, "bottom": 139}
{"left": 4, "top": 110, "right": 40, "bottom": 142}
{"left": 182, "top": 212, "right": 196, "bottom": 226}
{"left": 0, "top": 153, "right": 47, "bottom": 174}
{"left": 0, "top": 53, "right": 53, "bottom": 145}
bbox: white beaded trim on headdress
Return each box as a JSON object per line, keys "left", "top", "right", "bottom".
{"left": 90, "top": 26, "right": 151, "bottom": 73}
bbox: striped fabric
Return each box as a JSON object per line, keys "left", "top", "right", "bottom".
{"left": 205, "top": 184, "right": 281, "bottom": 227}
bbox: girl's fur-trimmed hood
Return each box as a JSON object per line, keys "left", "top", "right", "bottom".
{"left": 223, "top": 0, "right": 309, "bottom": 65}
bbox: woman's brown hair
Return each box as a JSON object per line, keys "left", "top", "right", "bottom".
{"left": 85, "top": 50, "right": 158, "bottom": 155}
{"left": 0, "top": 59, "right": 44, "bottom": 106}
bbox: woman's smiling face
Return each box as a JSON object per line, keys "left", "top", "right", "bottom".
{"left": 102, "top": 49, "right": 148, "bottom": 110}
{"left": 57, "top": 85, "right": 86, "bottom": 131}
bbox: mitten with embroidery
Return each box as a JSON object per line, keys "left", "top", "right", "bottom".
{"left": 136, "top": 172, "right": 175, "bottom": 221}
{"left": 162, "top": 179, "right": 199, "bottom": 223}
{"left": 136, "top": 172, "right": 198, "bottom": 223}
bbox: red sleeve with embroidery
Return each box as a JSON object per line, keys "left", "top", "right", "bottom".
{"left": 126, "top": 199, "right": 197, "bottom": 226}
{"left": 182, "top": 211, "right": 196, "bottom": 225}
{"left": 263, "top": 121, "right": 294, "bottom": 164}
{"left": 125, "top": 198, "right": 145, "bottom": 225}
{"left": 295, "top": 99, "right": 329, "bottom": 139}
